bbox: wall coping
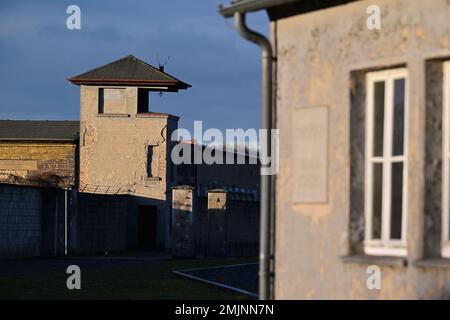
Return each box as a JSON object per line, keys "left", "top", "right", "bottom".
{"left": 340, "top": 254, "right": 408, "bottom": 268}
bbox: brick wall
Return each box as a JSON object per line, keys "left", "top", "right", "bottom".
{"left": 0, "top": 184, "right": 42, "bottom": 258}
{"left": 0, "top": 142, "right": 76, "bottom": 188}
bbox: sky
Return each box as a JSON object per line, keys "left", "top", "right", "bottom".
{"left": 0, "top": 0, "right": 268, "bottom": 133}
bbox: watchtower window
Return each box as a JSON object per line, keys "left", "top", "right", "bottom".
{"left": 138, "top": 89, "right": 150, "bottom": 113}
{"left": 147, "top": 145, "right": 154, "bottom": 177}
{"left": 98, "top": 88, "right": 126, "bottom": 114}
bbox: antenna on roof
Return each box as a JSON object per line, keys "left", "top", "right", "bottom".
{"left": 156, "top": 54, "right": 170, "bottom": 73}
{"left": 156, "top": 54, "right": 170, "bottom": 97}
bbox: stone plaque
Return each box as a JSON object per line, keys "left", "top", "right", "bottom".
{"left": 293, "top": 106, "right": 328, "bottom": 203}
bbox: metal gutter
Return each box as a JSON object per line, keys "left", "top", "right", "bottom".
{"left": 219, "top": 0, "right": 299, "bottom": 18}
{"left": 0, "top": 138, "right": 77, "bottom": 143}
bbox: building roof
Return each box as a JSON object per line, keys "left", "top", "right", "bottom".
{"left": 219, "top": 0, "right": 356, "bottom": 19}
{"left": 219, "top": 0, "right": 299, "bottom": 17}
{"left": 0, "top": 120, "right": 79, "bottom": 142}
{"left": 68, "top": 55, "right": 191, "bottom": 91}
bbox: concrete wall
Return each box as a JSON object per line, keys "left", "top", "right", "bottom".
{"left": 172, "top": 187, "right": 259, "bottom": 258}
{"left": 274, "top": 0, "right": 450, "bottom": 299}
{"left": 0, "top": 184, "right": 42, "bottom": 258}
{"left": 0, "top": 142, "right": 76, "bottom": 188}
{"left": 0, "top": 183, "right": 130, "bottom": 258}
{"left": 77, "top": 193, "right": 129, "bottom": 254}
{"left": 171, "top": 186, "right": 196, "bottom": 258}
{"left": 127, "top": 196, "right": 169, "bottom": 250}
{"left": 0, "top": 184, "right": 69, "bottom": 259}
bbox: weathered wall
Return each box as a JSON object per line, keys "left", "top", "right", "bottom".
{"left": 194, "top": 196, "right": 260, "bottom": 258}
{"left": 79, "top": 85, "right": 178, "bottom": 249}
{"left": 171, "top": 186, "right": 196, "bottom": 258}
{"left": 79, "top": 85, "right": 177, "bottom": 199}
{"left": 0, "top": 183, "right": 131, "bottom": 258}
{"left": 274, "top": 0, "right": 450, "bottom": 299}
{"left": 0, "top": 142, "right": 76, "bottom": 188}
{"left": 0, "top": 184, "right": 69, "bottom": 259}
{"left": 171, "top": 188, "right": 259, "bottom": 258}
{"left": 77, "top": 193, "right": 129, "bottom": 254}
{"left": 0, "top": 184, "right": 42, "bottom": 258}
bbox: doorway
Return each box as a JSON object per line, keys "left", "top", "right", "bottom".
{"left": 138, "top": 205, "right": 157, "bottom": 249}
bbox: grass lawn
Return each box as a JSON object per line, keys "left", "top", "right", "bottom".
{"left": 0, "top": 257, "right": 257, "bottom": 300}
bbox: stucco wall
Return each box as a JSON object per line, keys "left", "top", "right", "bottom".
{"left": 79, "top": 85, "right": 177, "bottom": 200}
{"left": 274, "top": 0, "right": 450, "bottom": 299}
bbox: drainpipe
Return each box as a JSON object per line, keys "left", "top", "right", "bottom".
{"left": 234, "top": 12, "right": 273, "bottom": 300}
{"left": 64, "top": 188, "right": 68, "bottom": 256}
{"left": 54, "top": 194, "right": 59, "bottom": 256}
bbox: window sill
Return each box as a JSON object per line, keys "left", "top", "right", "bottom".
{"left": 146, "top": 177, "right": 161, "bottom": 182}
{"left": 414, "top": 258, "right": 450, "bottom": 269}
{"left": 97, "top": 113, "right": 130, "bottom": 118}
{"left": 341, "top": 254, "right": 408, "bottom": 267}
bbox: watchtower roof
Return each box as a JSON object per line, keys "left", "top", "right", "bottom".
{"left": 68, "top": 55, "right": 191, "bottom": 91}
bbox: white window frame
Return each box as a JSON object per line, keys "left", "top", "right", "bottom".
{"left": 442, "top": 61, "right": 450, "bottom": 258}
{"left": 364, "top": 68, "right": 409, "bottom": 257}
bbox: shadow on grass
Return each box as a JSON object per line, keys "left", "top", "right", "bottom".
{"left": 0, "top": 257, "right": 257, "bottom": 300}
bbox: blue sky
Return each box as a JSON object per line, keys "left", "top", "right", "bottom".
{"left": 0, "top": 0, "right": 268, "bottom": 133}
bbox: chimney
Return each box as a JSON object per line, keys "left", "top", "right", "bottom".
{"left": 159, "top": 65, "right": 164, "bottom": 72}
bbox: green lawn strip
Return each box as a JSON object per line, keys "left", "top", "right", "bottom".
{"left": 0, "top": 257, "right": 257, "bottom": 300}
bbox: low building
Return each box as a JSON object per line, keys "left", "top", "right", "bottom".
{"left": 0, "top": 121, "right": 78, "bottom": 258}
{"left": 0, "top": 120, "right": 78, "bottom": 188}
{"left": 177, "top": 141, "right": 260, "bottom": 200}
{"left": 221, "top": 0, "right": 450, "bottom": 299}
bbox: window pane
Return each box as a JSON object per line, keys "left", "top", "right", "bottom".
{"left": 372, "top": 163, "right": 383, "bottom": 239}
{"left": 147, "top": 146, "right": 153, "bottom": 177}
{"left": 392, "top": 79, "right": 405, "bottom": 156}
{"left": 373, "top": 81, "right": 385, "bottom": 157}
{"left": 390, "top": 162, "right": 403, "bottom": 239}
